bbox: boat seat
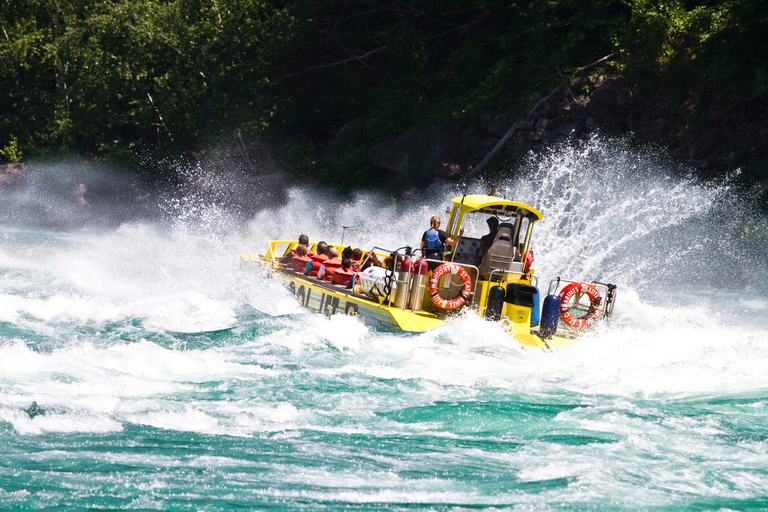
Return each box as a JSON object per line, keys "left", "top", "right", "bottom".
{"left": 478, "top": 224, "right": 517, "bottom": 279}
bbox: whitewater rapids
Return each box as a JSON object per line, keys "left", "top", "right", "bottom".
{"left": 2, "top": 136, "right": 768, "bottom": 510}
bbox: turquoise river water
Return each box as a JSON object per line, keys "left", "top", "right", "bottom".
{"left": 3, "top": 138, "right": 768, "bottom": 510}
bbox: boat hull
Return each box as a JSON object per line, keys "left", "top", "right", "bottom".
{"left": 274, "top": 268, "right": 446, "bottom": 332}
{"left": 262, "top": 264, "right": 577, "bottom": 350}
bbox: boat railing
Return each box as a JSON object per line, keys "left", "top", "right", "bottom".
{"left": 363, "top": 249, "right": 480, "bottom": 311}
{"left": 410, "top": 257, "right": 480, "bottom": 312}
{"left": 265, "top": 240, "right": 300, "bottom": 262}
{"left": 546, "top": 277, "right": 618, "bottom": 333}
{"left": 487, "top": 268, "right": 539, "bottom": 288}
{"left": 358, "top": 246, "right": 404, "bottom": 307}
{"left": 483, "top": 268, "right": 539, "bottom": 314}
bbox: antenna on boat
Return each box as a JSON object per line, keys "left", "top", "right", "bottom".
{"left": 341, "top": 226, "right": 348, "bottom": 246}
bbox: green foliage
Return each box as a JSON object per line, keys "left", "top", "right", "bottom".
{"left": 277, "top": 140, "right": 316, "bottom": 176}
{"left": 697, "top": 0, "right": 768, "bottom": 92}
{"left": 0, "top": 135, "right": 22, "bottom": 162}
{"left": 0, "top": 0, "right": 299, "bottom": 158}
{"left": 317, "top": 145, "right": 381, "bottom": 191}
{"left": 1, "top": 0, "right": 766, "bottom": 191}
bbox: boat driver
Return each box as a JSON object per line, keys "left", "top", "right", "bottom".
{"left": 479, "top": 217, "right": 499, "bottom": 257}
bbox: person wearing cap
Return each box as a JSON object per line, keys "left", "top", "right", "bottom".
{"left": 479, "top": 217, "right": 500, "bottom": 257}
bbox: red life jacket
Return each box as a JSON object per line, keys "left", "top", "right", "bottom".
{"left": 291, "top": 247, "right": 314, "bottom": 259}
{"left": 332, "top": 267, "right": 356, "bottom": 286}
{"left": 292, "top": 255, "right": 310, "bottom": 273}
{"left": 321, "top": 257, "right": 342, "bottom": 281}
{"left": 308, "top": 253, "right": 328, "bottom": 277}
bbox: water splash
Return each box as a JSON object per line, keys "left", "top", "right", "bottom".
{"left": 3, "top": 137, "right": 768, "bottom": 509}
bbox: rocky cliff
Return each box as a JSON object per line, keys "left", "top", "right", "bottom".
{"left": 370, "top": 74, "right": 768, "bottom": 188}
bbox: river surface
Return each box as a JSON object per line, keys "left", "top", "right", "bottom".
{"left": 2, "top": 137, "right": 768, "bottom": 510}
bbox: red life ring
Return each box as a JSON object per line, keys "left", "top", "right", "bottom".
{"left": 558, "top": 282, "right": 603, "bottom": 328}
{"left": 428, "top": 263, "right": 472, "bottom": 310}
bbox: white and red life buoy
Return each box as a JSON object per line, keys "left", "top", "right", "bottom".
{"left": 428, "top": 263, "right": 472, "bottom": 310}
{"left": 558, "top": 282, "right": 603, "bottom": 328}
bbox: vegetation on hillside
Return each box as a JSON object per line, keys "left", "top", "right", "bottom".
{"left": 1, "top": 0, "right": 766, "bottom": 188}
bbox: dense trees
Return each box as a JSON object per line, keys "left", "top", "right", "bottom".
{"left": 1, "top": 0, "right": 297, "bottom": 158}
{"left": 1, "top": 1, "right": 766, "bottom": 186}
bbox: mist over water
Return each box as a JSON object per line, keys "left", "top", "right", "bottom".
{"left": 2, "top": 136, "right": 768, "bottom": 510}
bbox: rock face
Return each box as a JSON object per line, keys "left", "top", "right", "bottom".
{"left": 369, "top": 125, "right": 466, "bottom": 182}
{"left": 500, "top": 78, "right": 639, "bottom": 164}
{"left": 0, "top": 163, "right": 26, "bottom": 186}
{"left": 370, "top": 75, "right": 768, "bottom": 183}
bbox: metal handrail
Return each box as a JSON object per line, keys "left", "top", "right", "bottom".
{"left": 545, "top": 277, "right": 616, "bottom": 332}
{"left": 487, "top": 268, "right": 539, "bottom": 287}
{"left": 484, "top": 268, "right": 539, "bottom": 310}
{"left": 420, "top": 258, "right": 480, "bottom": 302}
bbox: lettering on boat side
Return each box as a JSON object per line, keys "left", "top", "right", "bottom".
{"left": 295, "top": 284, "right": 313, "bottom": 308}
{"left": 288, "top": 280, "right": 358, "bottom": 316}
{"left": 321, "top": 294, "right": 340, "bottom": 316}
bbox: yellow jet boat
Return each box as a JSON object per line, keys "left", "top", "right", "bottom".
{"left": 242, "top": 190, "right": 617, "bottom": 350}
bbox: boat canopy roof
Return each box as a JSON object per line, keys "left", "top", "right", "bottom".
{"left": 450, "top": 194, "right": 543, "bottom": 221}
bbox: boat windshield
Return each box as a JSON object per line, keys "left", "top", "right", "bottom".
{"left": 461, "top": 212, "right": 519, "bottom": 239}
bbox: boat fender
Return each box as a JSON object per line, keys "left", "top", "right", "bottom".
{"left": 530, "top": 286, "right": 541, "bottom": 327}
{"left": 540, "top": 294, "right": 561, "bottom": 338}
{"left": 485, "top": 285, "right": 506, "bottom": 321}
{"left": 428, "top": 263, "right": 472, "bottom": 310}
{"left": 558, "top": 282, "right": 602, "bottom": 328}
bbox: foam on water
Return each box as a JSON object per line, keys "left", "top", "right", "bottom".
{"left": 2, "top": 135, "right": 768, "bottom": 509}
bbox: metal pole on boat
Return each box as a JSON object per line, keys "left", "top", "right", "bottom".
{"left": 447, "top": 195, "right": 466, "bottom": 292}
{"left": 449, "top": 195, "right": 466, "bottom": 264}
{"left": 341, "top": 226, "right": 348, "bottom": 246}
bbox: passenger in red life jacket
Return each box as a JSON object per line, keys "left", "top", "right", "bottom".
{"left": 281, "top": 234, "right": 313, "bottom": 265}
{"left": 351, "top": 248, "right": 363, "bottom": 270}
{"left": 292, "top": 244, "right": 310, "bottom": 273}
{"left": 332, "top": 258, "right": 356, "bottom": 286}
{"left": 306, "top": 241, "right": 329, "bottom": 276}
{"left": 361, "top": 251, "right": 381, "bottom": 271}
{"left": 318, "top": 247, "right": 341, "bottom": 280}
